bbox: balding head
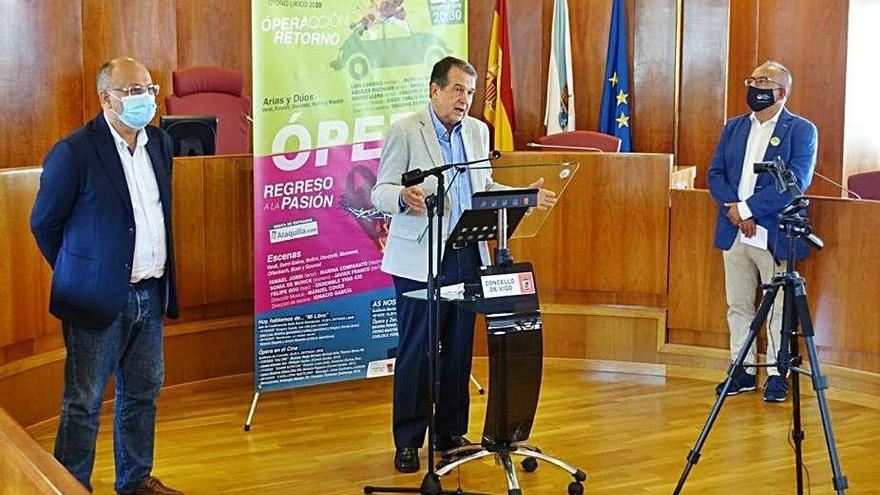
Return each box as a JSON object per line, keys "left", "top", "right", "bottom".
{"left": 757, "top": 60, "right": 792, "bottom": 92}
{"left": 97, "top": 57, "right": 156, "bottom": 135}
{"left": 745, "top": 60, "right": 793, "bottom": 118}
{"left": 96, "top": 57, "right": 151, "bottom": 94}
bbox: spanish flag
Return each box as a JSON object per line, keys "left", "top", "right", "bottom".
{"left": 484, "top": 0, "right": 516, "bottom": 151}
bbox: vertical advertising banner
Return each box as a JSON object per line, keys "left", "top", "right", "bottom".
{"left": 252, "top": 0, "right": 467, "bottom": 392}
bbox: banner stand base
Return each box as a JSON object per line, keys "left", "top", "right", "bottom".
{"left": 244, "top": 392, "right": 261, "bottom": 431}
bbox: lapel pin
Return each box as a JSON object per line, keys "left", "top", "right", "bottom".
{"left": 770, "top": 136, "right": 781, "bottom": 147}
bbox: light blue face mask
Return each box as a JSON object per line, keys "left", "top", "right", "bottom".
{"left": 110, "top": 92, "right": 157, "bottom": 130}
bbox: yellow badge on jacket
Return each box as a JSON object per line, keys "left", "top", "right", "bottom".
{"left": 769, "top": 136, "right": 781, "bottom": 146}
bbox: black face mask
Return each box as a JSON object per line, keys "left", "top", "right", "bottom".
{"left": 747, "top": 86, "right": 777, "bottom": 112}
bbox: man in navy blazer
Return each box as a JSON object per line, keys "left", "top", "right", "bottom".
{"left": 30, "top": 58, "right": 182, "bottom": 495}
{"left": 707, "top": 61, "right": 817, "bottom": 403}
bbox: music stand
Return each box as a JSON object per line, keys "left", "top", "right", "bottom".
{"left": 433, "top": 186, "right": 587, "bottom": 495}
{"left": 365, "top": 163, "right": 584, "bottom": 495}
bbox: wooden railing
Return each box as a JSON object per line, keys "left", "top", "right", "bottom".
{"left": 0, "top": 407, "right": 89, "bottom": 494}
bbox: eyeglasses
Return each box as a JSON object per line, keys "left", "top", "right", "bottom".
{"left": 744, "top": 76, "right": 782, "bottom": 89}
{"left": 107, "top": 84, "right": 160, "bottom": 97}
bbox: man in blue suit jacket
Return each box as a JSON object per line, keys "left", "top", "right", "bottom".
{"left": 30, "top": 58, "right": 182, "bottom": 495}
{"left": 707, "top": 61, "right": 817, "bottom": 403}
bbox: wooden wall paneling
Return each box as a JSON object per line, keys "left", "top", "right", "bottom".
{"left": 755, "top": 0, "right": 848, "bottom": 198}
{"left": 725, "top": 0, "right": 758, "bottom": 121}
{"left": 666, "top": 189, "right": 771, "bottom": 353}
{"left": 163, "top": 325, "right": 253, "bottom": 387}
{"left": 666, "top": 189, "right": 728, "bottom": 347}
{"left": 540, "top": 308, "right": 665, "bottom": 363}
{"left": 0, "top": 359, "right": 65, "bottom": 429}
{"left": 843, "top": 0, "right": 880, "bottom": 180}
{"left": 171, "top": 157, "right": 208, "bottom": 311}
{"left": 519, "top": 0, "right": 549, "bottom": 149}
{"left": 677, "top": 0, "right": 729, "bottom": 188}
{"left": 631, "top": 0, "right": 677, "bottom": 153}
{"left": 0, "top": 170, "right": 57, "bottom": 348}
{"left": 467, "top": 0, "right": 547, "bottom": 150}
{"left": 201, "top": 157, "right": 254, "bottom": 305}
{"left": 81, "top": 0, "right": 178, "bottom": 123}
{"left": 170, "top": 155, "right": 254, "bottom": 319}
{"left": 466, "top": 0, "right": 492, "bottom": 125}
{"left": 0, "top": 0, "right": 84, "bottom": 169}
{"left": 799, "top": 198, "right": 880, "bottom": 372}
{"left": 175, "top": 2, "right": 253, "bottom": 96}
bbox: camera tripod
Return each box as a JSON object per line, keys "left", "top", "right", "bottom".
{"left": 674, "top": 196, "right": 848, "bottom": 495}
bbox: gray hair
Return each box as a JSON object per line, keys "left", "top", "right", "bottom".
{"left": 764, "top": 60, "right": 793, "bottom": 91}
{"left": 95, "top": 61, "right": 116, "bottom": 93}
{"left": 95, "top": 57, "right": 145, "bottom": 93}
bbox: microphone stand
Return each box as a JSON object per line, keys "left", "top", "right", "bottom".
{"left": 401, "top": 151, "right": 502, "bottom": 188}
{"left": 365, "top": 158, "right": 494, "bottom": 495}
{"left": 525, "top": 142, "right": 604, "bottom": 152}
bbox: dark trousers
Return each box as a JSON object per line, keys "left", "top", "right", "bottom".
{"left": 54, "top": 279, "right": 165, "bottom": 493}
{"left": 392, "top": 244, "right": 480, "bottom": 448}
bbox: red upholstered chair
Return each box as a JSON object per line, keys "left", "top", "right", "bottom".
{"left": 535, "top": 131, "right": 622, "bottom": 152}
{"left": 166, "top": 66, "right": 251, "bottom": 155}
{"left": 847, "top": 170, "right": 880, "bottom": 200}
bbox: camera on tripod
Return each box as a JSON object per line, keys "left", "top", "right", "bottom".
{"left": 753, "top": 156, "right": 793, "bottom": 194}
{"left": 753, "top": 156, "right": 824, "bottom": 251}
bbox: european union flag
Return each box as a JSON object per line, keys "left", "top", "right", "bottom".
{"left": 598, "top": 0, "right": 632, "bottom": 151}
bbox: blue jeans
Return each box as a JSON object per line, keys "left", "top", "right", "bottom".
{"left": 392, "top": 245, "right": 480, "bottom": 448}
{"left": 54, "top": 279, "right": 165, "bottom": 493}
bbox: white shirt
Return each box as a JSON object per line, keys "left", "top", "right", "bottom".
{"left": 104, "top": 115, "right": 167, "bottom": 283}
{"left": 736, "top": 105, "right": 783, "bottom": 222}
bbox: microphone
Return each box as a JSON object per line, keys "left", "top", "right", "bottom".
{"left": 754, "top": 157, "right": 864, "bottom": 199}
{"left": 526, "top": 142, "right": 603, "bottom": 152}
{"left": 401, "top": 150, "right": 502, "bottom": 187}
{"left": 753, "top": 159, "right": 783, "bottom": 174}
{"left": 813, "top": 170, "right": 862, "bottom": 200}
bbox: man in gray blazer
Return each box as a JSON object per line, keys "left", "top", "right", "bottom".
{"left": 372, "top": 56, "right": 549, "bottom": 473}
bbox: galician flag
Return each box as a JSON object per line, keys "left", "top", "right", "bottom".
{"left": 545, "top": 0, "right": 575, "bottom": 134}
{"left": 484, "top": 0, "right": 516, "bottom": 151}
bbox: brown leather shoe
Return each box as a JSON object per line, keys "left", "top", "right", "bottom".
{"left": 121, "top": 476, "right": 184, "bottom": 495}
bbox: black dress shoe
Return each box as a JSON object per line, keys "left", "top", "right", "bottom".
{"left": 434, "top": 435, "right": 473, "bottom": 452}
{"left": 394, "top": 447, "right": 420, "bottom": 473}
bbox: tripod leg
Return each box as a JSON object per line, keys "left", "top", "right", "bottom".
{"left": 673, "top": 284, "right": 781, "bottom": 495}
{"left": 794, "top": 289, "right": 849, "bottom": 494}
{"left": 781, "top": 283, "right": 805, "bottom": 495}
